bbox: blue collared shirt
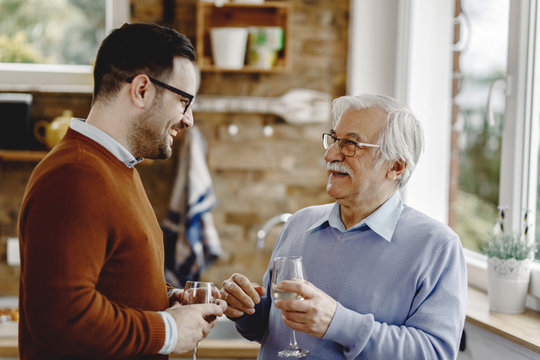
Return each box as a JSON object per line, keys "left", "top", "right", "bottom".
{"left": 235, "top": 191, "right": 467, "bottom": 360}
{"left": 309, "top": 191, "right": 404, "bottom": 241}
{"left": 70, "top": 118, "right": 176, "bottom": 354}
{"left": 70, "top": 118, "right": 143, "bottom": 168}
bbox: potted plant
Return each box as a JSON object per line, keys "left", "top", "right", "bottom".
{"left": 482, "top": 232, "right": 537, "bottom": 313}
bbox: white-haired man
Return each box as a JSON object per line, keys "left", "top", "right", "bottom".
{"left": 220, "top": 94, "right": 467, "bottom": 359}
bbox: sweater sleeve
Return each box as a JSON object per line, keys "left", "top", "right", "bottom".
{"left": 322, "top": 237, "right": 467, "bottom": 360}
{"left": 19, "top": 163, "right": 166, "bottom": 358}
{"left": 233, "top": 295, "right": 272, "bottom": 343}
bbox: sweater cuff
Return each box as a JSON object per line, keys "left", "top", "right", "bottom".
{"left": 158, "top": 311, "right": 177, "bottom": 354}
{"left": 322, "top": 302, "right": 374, "bottom": 352}
{"left": 146, "top": 311, "right": 168, "bottom": 355}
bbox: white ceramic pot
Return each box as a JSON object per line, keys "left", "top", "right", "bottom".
{"left": 210, "top": 27, "right": 248, "bottom": 69}
{"left": 487, "top": 257, "right": 532, "bottom": 313}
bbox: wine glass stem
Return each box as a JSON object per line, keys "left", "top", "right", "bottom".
{"left": 290, "top": 329, "right": 299, "bottom": 350}
{"left": 192, "top": 343, "right": 198, "bottom": 360}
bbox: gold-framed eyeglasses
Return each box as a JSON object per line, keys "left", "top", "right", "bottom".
{"left": 126, "top": 76, "right": 194, "bottom": 114}
{"left": 322, "top": 133, "right": 380, "bottom": 157}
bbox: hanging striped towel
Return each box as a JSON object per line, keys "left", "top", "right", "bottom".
{"left": 162, "top": 126, "right": 222, "bottom": 288}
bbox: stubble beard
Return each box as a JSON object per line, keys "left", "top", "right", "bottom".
{"left": 129, "top": 99, "right": 172, "bottom": 160}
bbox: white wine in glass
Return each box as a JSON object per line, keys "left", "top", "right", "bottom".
{"left": 271, "top": 287, "right": 305, "bottom": 301}
{"left": 271, "top": 256, "right": 310, "bottom": 358}
{"left": 182, "top": 281, "right": 216, "bottom": 360}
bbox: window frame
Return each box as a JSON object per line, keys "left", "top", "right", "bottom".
{"left": 496, "top": 0, "right": 540, "bottom": 302}
{"left": 0, "top": 0, "right": 129, "bottom": 94}
{"left": 348, "top": 0, "right": 540, "bottom": 310}
{"left": 455, "top": 0, "right": 540, "bottom": 306}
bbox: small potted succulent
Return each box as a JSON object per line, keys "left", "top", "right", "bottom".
{"left": 482, "top": 231, "right": 537, "bottom": 313}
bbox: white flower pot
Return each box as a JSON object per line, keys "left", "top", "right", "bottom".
{"left": 487, "top": 257, "right": 532, "bottom": 313}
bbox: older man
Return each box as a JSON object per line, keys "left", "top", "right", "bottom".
{"left": 221, "top": 94, "right": 467, "bottom": 359}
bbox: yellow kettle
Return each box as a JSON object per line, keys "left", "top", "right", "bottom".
{"left": 34, "top": 110, "right": 73, "bottom": 149}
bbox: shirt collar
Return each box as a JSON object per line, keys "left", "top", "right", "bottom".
{"left": 70, "top": 118, "right": 143, "bottom": 168}
{"left": 307, "top": 191, "right": 404, "bottom": 242}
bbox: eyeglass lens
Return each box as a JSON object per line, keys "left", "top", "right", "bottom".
{"left": 322, "top": 134, "right": 357, "bottom": 157}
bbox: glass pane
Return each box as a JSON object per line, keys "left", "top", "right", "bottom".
{"left": 537, "top": 141, "right": 540, "bottom": 260}
{"left": 0, "top": 0, "right": 106, "bottom": 65}
{"left": 454, "top": 0, "right": 510, "bottom": 252}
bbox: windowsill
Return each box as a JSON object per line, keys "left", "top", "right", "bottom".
{"left": 0, "top": 63, "right": 93, "bottom": 93}
{"left": 467, "top": 285, "right": 540, "bottom": 354}
{"left": 465, "top": 248, "right": 540, "bottom": 306}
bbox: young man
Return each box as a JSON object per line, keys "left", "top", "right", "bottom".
{"left": 18, "top": 23, "right": 226, "bottom": 359}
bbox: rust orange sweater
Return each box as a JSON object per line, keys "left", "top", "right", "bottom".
{"left": 18, "top": 129, "right": 168, "bottom": 359}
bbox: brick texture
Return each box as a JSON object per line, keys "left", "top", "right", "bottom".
{"left": 0, "top": 0, "right": 348, "bottom": 295}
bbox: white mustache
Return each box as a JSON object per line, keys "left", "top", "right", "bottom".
{"left": 326, "top": 162, "right": 353, "bottom": 176}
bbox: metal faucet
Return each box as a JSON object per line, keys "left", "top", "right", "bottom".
{"left": 256, "top": 213, "right": 292, "bottom": 249}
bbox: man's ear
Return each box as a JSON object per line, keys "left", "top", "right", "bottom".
{"left": 387, "top": 159, "right": 407, "bottom": 181}
{"left": 128, "top": 75, "right": 152, "bottom": 109}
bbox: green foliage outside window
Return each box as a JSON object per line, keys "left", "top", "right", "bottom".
{"left": 455, "top": 74, "right": 503, "bottom": 253}
{"left": 0, "top": 0, "right": 105, "bottom": 65}
{"left": 456, "top": 72, "right": 540, "bottom": 261}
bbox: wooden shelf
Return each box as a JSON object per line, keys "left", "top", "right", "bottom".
{"left": 0, "top": 150, "right": 47, "bottom": 162}
{"left": 196, "top": 1, "right": 290, "bottom": 73}
{"left": 0, "top": 150, "right": 154, "bottom": 165}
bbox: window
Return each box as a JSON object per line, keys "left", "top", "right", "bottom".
{"left": 348, "top": 0, "right": 540, "bottom": 304}
{"left": 0, "top": 0, "right": 106, "bottom": 65}
{"left": 0, "top": 0, "right": 129, "bottom": 93}
{"left": 453, "top": 0, "right": 509, "bottom": 254}
{"left": 453, "top": 0, "right": 540, "bottom": 300}
{"left": 537, "top": 144, "right": 540, "bottom": 260}
{"left": 453, "top": 0, "right": 540, "bottom": 263}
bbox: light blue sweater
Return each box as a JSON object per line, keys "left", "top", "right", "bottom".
{"left": 235, "top": 192, "right": 467, "bottom": 360}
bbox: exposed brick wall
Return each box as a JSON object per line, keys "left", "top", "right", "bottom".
{"left": 0, "top": 0, "right": 348, "bottom": 295}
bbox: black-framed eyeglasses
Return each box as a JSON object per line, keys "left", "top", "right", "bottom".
{"left": 322, "top": 133, "right": 380, "bottom": 157}
{"left": 126, "top": 76, "right": 194, "bottom": 114}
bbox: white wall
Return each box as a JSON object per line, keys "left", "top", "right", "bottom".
{"left": 347, "top": 0, "right": 398, "bottom": 96}
{"left": 400, "top": 0, "right": 454, "bottom": 224}
{"left": 347, "top": 0, "right": 454, "bottom": 224}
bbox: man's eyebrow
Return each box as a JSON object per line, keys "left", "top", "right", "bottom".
{"left": 345, "top": 132, "right": 359, "bottom": 140}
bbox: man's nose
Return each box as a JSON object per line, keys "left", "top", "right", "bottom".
{"left": 181, "top": 108, "right": 194, "bottom": 128}
{"left": 324, "top": 142, "right": 344, "bottom": 163}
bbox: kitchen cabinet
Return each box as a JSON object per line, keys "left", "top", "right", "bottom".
{"left": 196, "top": 1, "right": 290, "bottom": 73}
{"left": 460, "top": 287, "right": 540, "bottom": 359}
{"left": 458, "top": 323, "right": 540, "bottom": 360}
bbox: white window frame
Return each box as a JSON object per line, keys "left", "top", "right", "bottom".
{"left": 348, "top": 0, "right": 540, "bottom": 310}
{"left": 497, "top": 0, "right": 540, "bottom": 305}
{"left": 0, "top": 0, "right": 129, "bottom": 94}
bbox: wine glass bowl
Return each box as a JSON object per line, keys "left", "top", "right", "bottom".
{"left": 182, "top": 281, "right": 216, "bottom": 305}
{"left": 271, "top": 256, "right": 310, "bottom": 358}
{"left": 182, "top": 281, "right": 216, "bottom": 359}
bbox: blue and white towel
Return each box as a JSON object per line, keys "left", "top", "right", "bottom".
{"left": 162, "top": 126, "right": 222, "bottom": 288}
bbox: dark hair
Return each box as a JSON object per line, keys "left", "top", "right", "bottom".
{"left": 92, "top": 23, "right": 196, "bottom": 101}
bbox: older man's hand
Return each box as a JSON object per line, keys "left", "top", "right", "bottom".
{"left": 273, "top": 280, "right": 337, "bottom": 338}
{"left": 220, "top": 273, "right": 266, "bottom": 318}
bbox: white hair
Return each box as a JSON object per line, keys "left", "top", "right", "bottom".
{"left": 331, "top": 94, "right": 424, "bottom": 188}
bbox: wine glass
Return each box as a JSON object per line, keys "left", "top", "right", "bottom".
{"left": 271, "top": 256, "right": 310, "bottom": 358}
{"left": 182, "top": 281, "right": 216, "bottom": 360}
